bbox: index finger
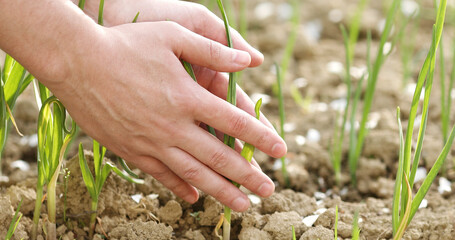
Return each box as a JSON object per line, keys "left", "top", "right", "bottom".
{"left": 192, "top": 86, "right": 287, "bottom": 158}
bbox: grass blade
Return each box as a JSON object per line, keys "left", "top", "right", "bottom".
{"left": 6, "top": 199, "right": 23, "bottom": 240}
{"left": 392, "top": 107, "right": 405, "bottom": 234}
{"left": 79, "top": 143, "right": 97, "bottom": 199}
{"left": 275, "top": 63, "right": 290, "bottom": 187}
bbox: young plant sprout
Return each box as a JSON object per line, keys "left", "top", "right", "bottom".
{"left": 352, "top": 211, "right": 360, "bottom": 240}
{"left": 275, "top": 63, "right": 290, "bottom": 187}
{"left": 347, "top": 0, "right": 369, "bottom": 61}
{"left": 348, "top": 0, "right": 401, "bottom": 185}
{"left": 392, "top": 1, "right": 453, "bottom": 237}
{"left": 0, "top": 55, "right": 34, "bottom": 175}
{"left": 292, "top": 225, "right": 296, "bottom": 240}
{"left": 6, "top": 199, "right": 23, "bottom": 240}
{"left": 32, "top": 96, "right": 77, "bottom": 240}
{"left": 334, "top": 205, "right": 339, "bottom": 240}
{"left": 79, "top": 140, "right": 144, "bottom": 239}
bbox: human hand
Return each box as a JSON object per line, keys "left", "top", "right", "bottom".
{"left": 50, "top": 20, "right": 286, "bottom": 212}
{"left": 74, "top": 0, "right": 263, "bottom": 67}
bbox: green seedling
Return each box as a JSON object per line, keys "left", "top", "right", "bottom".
{"left": 348, "top": 0, "right": 369, "bottom": 61}
{"left": 32, "top": 96, "right": 77, "bottom": 240}
{"left": 275, "top": 63, "right": 290, "bottom": 187}
{"left": 352, "top": 211, "right": 360, "bottom": 240}
{"left": 6, "top": 199, "right": 23, "bottom": 240}
{"left": 348, "top": 0, "right": 401, "bottom": 185}
{"left": 392, "top": 1, "right": 453, "bottom": 237}
{"left": 292, "top": 225, "right": 296, "bottom": 240}
{"left": 79, "top": 140, "right": 144, "bottom": 239}
{"left": 222, "top": 99, "right": 262, "bottom": 240}
{"left": 0, "top": 55, "right": 34, "bottom": 175}
{"left": 334, "top": 205, "right": 338, "bottom": 240}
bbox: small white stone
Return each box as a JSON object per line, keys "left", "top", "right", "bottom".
{"left": 273, "top": 158, "right": 289, "bottom": 170}
{"left": 350, "top": 66, "right": 367, "bottom": 79}
{"left": 307, "top": 128, "right": 321, "bottom": 143}
{"left": 328, "top": 9, "right": 344, "bottom": 23}
{"left": 327, "top": 61, "right": 344, "bottom": 75}
{"left": 340, "top": 187, "right": 349, "bottom": 196}
{"left": 277, "top": 3, "right": 293, "bottom": 20}
{"left": 309, "top": 102, "right": 328, "bottom": 112}
{"left": 302, "top": 215, "right": 319, "bottom": 227}
{"left": 366, "top": 112, "right": 381, "bottom": 129}
{"left": 438, "top": 177, "right": 452, "bottom": 194}
{"left": 293, "top": 78, "right": 308, "bottom": 88}
{"left": 248, "top": 195, "right": 261, "bottom": 205}
{"left": 19, "top": 134, "right": 38, "bottom": 147}
{"left": 414, "top": 167, "right": 427, "bottom": 182}
{"left": 383, "top": 42, "right": 393, "bottom": 55}
{"left": 314, "top": 192, "right": 326, "bottom": 200}
{"left": 250, "top": 93, "right": 271, "bottom": 105}
{"left": 330, "top": 98, "right": 347, "bottom": 112}
{"left": 0, "top": 176, "right": 9, "bottom": 183}
{"left": 316, "top": 200, "right": 324, "bottom": 206}
{"left": 147, "top": 194, "right": 159, "bottom": 200}
{"left": 314, "top": 208, "right": 327, "bottom": 215}
{"left": 254, "top": 2, "right": 275, "bottom": 20}
{"left": 401, "top": 0, "right": 420, "bottom": 17}
{"left": 381, "top": 208, "right": 390, "bottom": 214}
{"left": 131, "top": 194, "right": 143, "bottom": 203}
{"left": 295, "top": 135, "right": 306, "bottom": 146}
{"left": 10, "top": 160, "right": 30, "bottom": 171}
{"left": 304, "top": 20, "right": 323, "bottom": 42}
{"left": 358, "top": 217, "right": 363, "bottom": 223}
{"left": 419, "top": 199, "right": 428, "bottom": 209}
{"left": 284, "top": 123, "right": 296, "bottom": 133}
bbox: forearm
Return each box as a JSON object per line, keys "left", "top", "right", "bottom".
{"left": 0, "top": 0, "right": 102, "bottom": 91}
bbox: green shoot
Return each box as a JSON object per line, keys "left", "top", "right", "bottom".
{"left": 132, "top": 12, "right": 140, "bottom": 23}
{"left": 223, "top": 99, "right": 262, "bottom": 240}
{"left": 0, "top": 55, "right": 34, "bottom": 175}
{"left": 348, "top": 0, "right": 369, "bottom": 61}
{"left": 352, "top": 211, "right": 360, "bottom": 240}
{"left": 334, "top": 205, "right": 338, "bottom": 240}
{"left": 78, "top": 0, "right": 85, "bottom": 10}
{"left": 63, "top": 168, "right": 70, "bottom": 224}
{"left": 392, "top": 1, "right": 452, "bottom": 236}
{"left": 5, "top": 199, "right": 23, "bottom": 240}
{"left": 331, "top": 25, "right": 352, "bottom": 186}
{"left": 79, "top": 140, "right": 144, "bottom": 239}
{"left": 98, "top": 0, "right": 105, "bottom": 26}
{"left": 292, "top": 225, "right": 296, "bottom": 240}
{"left": 238, "top": 0, "right": 247, "bottom": 38}
{"left": 349, "top": 0, "right": 401, "bottom": 185}
{"left": 281, "top": 0, "right": 300, "bottom": 81}
{"left": 275, "top": 63, "right": 290, "bottom": 187}
{"left": 32, "top": 96, "right": 77, "bottom": 240}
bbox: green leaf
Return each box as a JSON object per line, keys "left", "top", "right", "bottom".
{"left": 119, "top": 157, "right": 139, "bottom": 178}
{"left": 6, "top": 199, "right": 23, "bottom": 240}
{"left": 392, "top": 107, "right": 405, "bottom": 234}
{"left": 107, "top": 162, "right": 145, "bottom": 184}
{"left": 4, "top": 58, "right": 26, "bottom": 109}
{"left": 132, "top": 12, "right": 140, "bottom": 23}
{"left": 78, "top": 143, "right": 97, "bottom": 200}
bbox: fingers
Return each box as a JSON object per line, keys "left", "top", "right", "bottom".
{"left": 172, "top": 1, "right": 264, "bottom": 67}
{"left": 130, "top": 156, "right": 199, "bottom": 203}
{"left": 193, "top": 66, "right": 276, "bottom": 130}
{"left": 163, "top": 146, "right": 258, "bottom": 212}
{"left": 167, "top": 22, "right": 251, "bottom": 73}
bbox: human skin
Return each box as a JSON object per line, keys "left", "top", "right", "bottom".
{"left": 0, "top": 0, "right": 287, "bottom": 212}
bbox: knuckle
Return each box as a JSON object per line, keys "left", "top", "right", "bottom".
{"left": 256, "top": 131, "right": 269, "bottom": 147}
{"left": 213, "top": 187, "right": 230, "bottom": 202}
{"left": 182, "top": 165, "right": 202, "bottom": 181}
{"left": 209, "top": 40, "right": 222, "bottom": 64}
{"left": 229, "top": 114, "right": 248, "bottom": 136}
{"left": 239, "top": 172, "right": 256, "bottom": 186}
{"left": 151, "top": 167, "right": 169, "bottom": 181}
{"left": 209, "top": 149, "right": 228, "bottom": 170}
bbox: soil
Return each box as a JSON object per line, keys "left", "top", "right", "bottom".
{"left": 2, "top": 0, "right": 455, "bottom": 239}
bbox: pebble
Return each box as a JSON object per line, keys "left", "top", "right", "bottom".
{"left": 414, "top": 167, "right": 427, "bottom": 182}
{"left": 328, "top": 9, "right": 344, "bottom": 23}
{"left": 438, "top": 177, "right": 451, "bottom": 194}
{"left": 304, "top": 20, "right": 323, "bottom": 42}
{"left": 10, "top": 160, "right": 30, "bottom": 171}
{"left": 327, "top": 61, "right": 344, "bottom": 75}
{"left": 254, "top": 2, "right": 275, "bottom": 20}
{"left": 401, "top": 0, "right": 420, "bottom": 17}
{"left": 248, "top": 195, "right": 261, "bottom": 205}
{"left": 131, "top": 194, "right": 143, "bottom": 203}
{"left": 419, "top": 199, "right": 428, "bottom": 209}
{"left": 284, "top": 123, "right": 296, "bottom": 133}
{"left": 277, "top": 3, "right": 293, "bottom": 21}
{"left": 307, "top": 128, "right": 321, "bottom": 143}
{"left": 302, "top": 215, "right": 319, "bottom": 227}
{"left": 295, "top": 135, "right": 306, "bottom": 146}
{"left": 293, "top": 78, "right": 308, "bottom": 88}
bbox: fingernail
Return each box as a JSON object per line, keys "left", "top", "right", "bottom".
{"left": 271, "top": 142, "right": 286, "bottom": 157}
{"left": 233, "top": 51, "right": 251, "bottom": 67}
{"left": 258, "top": 182, "right": 274, "bottom": 197}
{"left": 232, "top": 196, "right": 249, "bottom": 211}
